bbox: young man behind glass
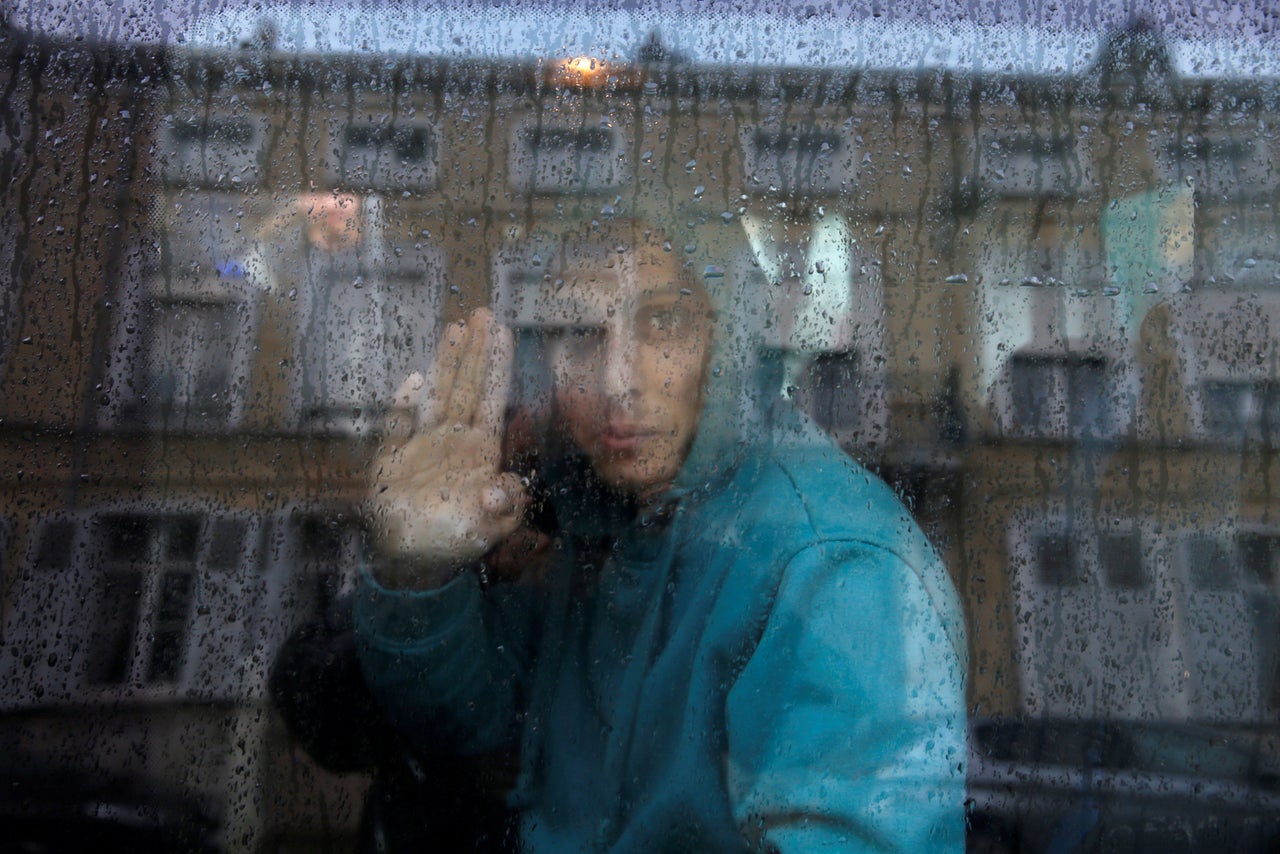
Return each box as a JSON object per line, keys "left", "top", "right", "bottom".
{"left": 357, "top": 218, "right": 967, "bottom": 852}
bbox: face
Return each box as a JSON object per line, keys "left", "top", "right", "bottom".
{"left": 547, "top": 243, "right": 714, "bottom": 501}
{"left": 301, "top": 192, "right": 362, "bottom": 252}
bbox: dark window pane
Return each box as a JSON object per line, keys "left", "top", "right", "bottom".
{"left": 33, "top": 519, "right": 75, "bottom": 571}
{"left": 142, "top": 300, "right": 239, "bottom": 430}
{"left": 796, "top": 351, "right": 861, "bottom": 434}
{"left": 148, "top": 629, "right": 186, "bottom": 683}
{"left": 155, "top": 570, "right": 194, "bottom": 623}
{"left": 1200, "top": 381, "right": 1278, "bottom": 444}
{"left": 167, "top": 516, "right": 201, "bottom": 562}
{"left": 101, "top": 515, "right": 153, "bottom": 563}
{"left": 1011, "top": 358, "right": 1055, "bottom": 435}
{"left": 1067, "top": 358, "right": 1108, "bottom": 438}
{"left": 1202, "top": 382, "right": 1247, "bottom": 439}
{"left": 1010, "top": 354, "right": 1108, "bottom": 439}
{"left": 207, "top": 519, "right": 247, "bottom": 571}
{"left": 1187, "top": 535, "right": 1234, "bottom": 591}
{"left": 298, "top": 515, "right": 346, "bottom": 561}
{"left": 1238, "top": 534, "right": 1278, "bottom": 586}
{"left": 1036, "top": 533, "right": 1079, "bottom": 587}
{"left": 87, "top": 570, "right": 143, "bottom": 685}
{"left": 148, "top": 570, "right": 194, "bottom": 683}
{"left": 1100, "top": 532, "right": 1145, "bottom": 590}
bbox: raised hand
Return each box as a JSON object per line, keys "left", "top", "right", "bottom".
{"left": 366, "top": 309, "right": 529, "bottom": 589}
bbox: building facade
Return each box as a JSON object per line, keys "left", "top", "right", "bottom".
{"left": 1, "top": 14, "right": 1278, "bottom": 849}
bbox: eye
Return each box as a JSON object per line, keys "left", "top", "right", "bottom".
{"left": 651, "top": 309, "right": 678, "bottom": 331}
{"left": 553, "top": 325, "right": 604, "bottom": 360}
{"left": 639, "top": 307, "right": 685, "bottom": 342}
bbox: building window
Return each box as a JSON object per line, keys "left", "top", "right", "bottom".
{"left": 1194, "top": 211, "right": 1280, "bottom": 289}
{"left": 295, "top": 205, "right": 442, "bottom": 433}
{"left": 100, "top": 191, "right": 259, "bottom": 433}
{"left": 793, "top": 351, "right": 863, "bottom": 437}
{"left": 1008, "top": 353, "right": 1110, "bottom": 441}
{"left": 158, "top": 115, "right": 265, "bottom": 189}
{"left": 1035, "top": 531, "right": 1081, "bottom": 587}
{"left": 293, "top": 513, "right": 368, "bottom": 616}
{"left": 1, "top": 510, "right": 271, "bottom": 704}
{"left": 31, "top": 517, "right": 76, "bottom": 572}
{"left": 330, "top": 121, "right": 438, "bottom": 192}
{"left": 133, "top": 297, "right": 244, "bottom": 430}
{"left": 739, "top": 126, "right": 856, "bottom": 196}
{"left": 508, "top": 123, "right": 628, "bottom": 194}
{"left": 1164, "top": 135, "right": 1276, "bottom": 204}
{"left": 110, "top": 291, "right": 254, "bottom": 432}
{"left": 1099, "top": 531, "right": 1145, "bottom": 590}
{"left": 88, "top": 515, "right": 202, "bottom": 686}
{"left": 1184, "top": 534, "right": 1235, "bottom": 592}
{"left": 982, "top": 133, "right": 1091, "bottom": 199}
{"left": 1201, "top": 380, "right": 1280, "bottom": 445}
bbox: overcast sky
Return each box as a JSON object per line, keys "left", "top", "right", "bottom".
{"left": 3, "top": 0, "right": 1277, "bottom": 50}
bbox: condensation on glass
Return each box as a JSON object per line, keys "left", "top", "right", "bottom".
{"left": 1, "top": 3, "right": 1279, "bottom": 851}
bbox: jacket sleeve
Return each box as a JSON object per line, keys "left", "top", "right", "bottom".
{"left": 724, "top": 541, "right": 967, "bottom": 853}
{"left": 353, "top": 569, "right": 539, "bottom": 756}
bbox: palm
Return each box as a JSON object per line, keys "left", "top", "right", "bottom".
{"left": 368, "top": 310, "right": 527, "bottom": 587}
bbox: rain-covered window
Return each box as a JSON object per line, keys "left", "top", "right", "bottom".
{"left": 3, "top": 2, "right": 1280, "bottom": 852}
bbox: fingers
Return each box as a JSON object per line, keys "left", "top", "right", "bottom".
{"left": 369, "top": 308, "right": 521, "bottom": 574}
{"left": 472, "top": 470, "right": 530, "bottom": 558}
{"left": 432, "top": 470, "right": 528, "bottom": 559}
{"left": 422, "top": 309, "right": 512, "bottom": 434}
{"left": 480, "top": 470, "right": 529, "bottom": 519}
{"left": 443, "top": 312, "right": 489, "bottom": 426}
{"left": 478, "top": 314, "right": 514, "bottom": 444}
{"left": 418, "top": 318, "right": 472, "bottom": 427}
{"left": 383, "top": 372, "right": 425, "bottom": 440}
{"left": 366, "top": 465, "right": 527, "bottom": 569}
{"left": 392, "top": 371, "right": 426, "bottom": 407}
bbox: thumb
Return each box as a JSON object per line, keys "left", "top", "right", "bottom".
{"left": 479, "top": 471, "right": 529, "bottom": 518}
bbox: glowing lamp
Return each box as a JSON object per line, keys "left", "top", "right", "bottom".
{"left": 550, "top": 56, "right": 611, "bottom": 88}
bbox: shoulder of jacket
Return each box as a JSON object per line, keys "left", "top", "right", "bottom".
{"left": 714, "top": 440, "right": 918, "bottom": 556}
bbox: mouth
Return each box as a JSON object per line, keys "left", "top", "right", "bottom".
{"left": 597, "top": 423, "right": 654, "bottom": 452}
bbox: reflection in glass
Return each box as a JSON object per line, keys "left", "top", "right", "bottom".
{"left": 4, "top": 5, "right": 1280, "bottom": 852}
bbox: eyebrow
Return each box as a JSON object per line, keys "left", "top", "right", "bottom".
{"left": 637, "top": 290, "right": 685, "bottom": 304}
{"left": 639, "top": 286, "right": 712, "bottom": 311}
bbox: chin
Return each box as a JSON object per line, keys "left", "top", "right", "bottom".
{"left": 595, "top": 460, "right": 677, "bottom": 498}
{"left": 595, "top": 467, "right": 649, "bottom": 495}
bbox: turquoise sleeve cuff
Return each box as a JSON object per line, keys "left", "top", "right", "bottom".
{"left": 353, "top": 566, "right": 482, "bottom": 650}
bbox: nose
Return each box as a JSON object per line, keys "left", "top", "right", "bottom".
{"left": 601, "top": 326, "right": 638, "bottom": 404}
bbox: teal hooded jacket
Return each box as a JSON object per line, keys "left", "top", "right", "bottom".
{"left": 355, "top": 242, "right": 967, "bottom": 851}
{"left": 354, "top": 409, "right": 966, "bottom": 851}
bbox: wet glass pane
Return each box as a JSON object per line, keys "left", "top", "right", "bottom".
{"left": 5, "top": 2, "right": 1280, "bottom": 852}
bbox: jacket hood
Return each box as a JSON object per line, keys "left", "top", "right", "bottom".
{"left": 668, "top": 234, "right": 786, "bottom": 502}
{"left": 670, "top": 214, "right": 866, "bottom": 501}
